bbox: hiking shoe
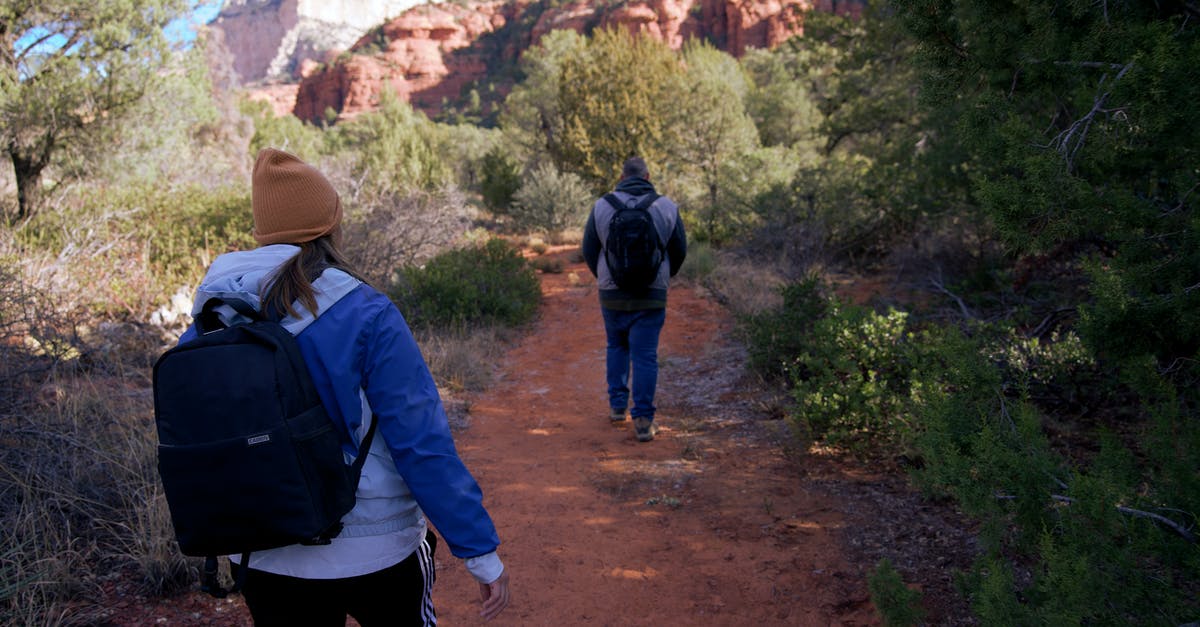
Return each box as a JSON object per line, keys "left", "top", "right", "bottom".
{"left": 633, "top": 417, "right": 658, "bottom": 442}
{"left": 610, "top": 408, "right": 627, "bottom": 422}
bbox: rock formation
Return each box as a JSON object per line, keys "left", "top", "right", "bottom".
{"left": 212, "top": 0, "right": 425, "bottom": 83}
{"left": 292, "top": 1, "right": 520, "bottom": 123}
{"left": 221, "top": 0, "right": 865, "bottom": 122}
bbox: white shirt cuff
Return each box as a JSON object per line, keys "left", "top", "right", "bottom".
{"left": 464, "top": 551, "right": 504, "bottom": 584}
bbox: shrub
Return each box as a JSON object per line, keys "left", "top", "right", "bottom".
{"left": 332, "top": 90, "right": 452, "bottom": 193}
{"left": 677, "top": 240, "right": 717, "bottom": 283}
{"left": 241, "top": 97, "right": 328, "bottom": 163}
{"left": 510, "top": 162, "right": 593, "bottom": 236}
{"left": 16, "top": 184, "right": 252, "bottom": 319}
{"left": 414, "top": 325, "right": 512, "bottom": 395}
{"left": 0, "top": 260, "right": 190, "bottom": 624}
{"left": 530, "top": 256, "right": 564, "bottom": 274}
{"left": 0, "top": 370, "right": 191, "bottom": 625}
{"left": 867, "top": 559, "right": 924, "bottom": 627}
{"left": 910, "top": 328, "right": 1200, "bottom": 624}
{"left": 480, "top": 147, "right": 522, "bottom": 214}
{"left": 389, "top": 239, "right": 541, "bottom": 329}
{"left": 335, "top": 184, "right": 477, "bottom": 288}
{"left": 788, "top": 304, "right": 936, "bottom": 452}
{"left": 739, "top": 276, "right": 828, "bottom": 380}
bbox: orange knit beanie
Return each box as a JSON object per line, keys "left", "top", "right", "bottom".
{"left": 251, "top": 148, "right": 343, "bottom": 245}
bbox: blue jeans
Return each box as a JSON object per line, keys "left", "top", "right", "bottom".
{"left": 601, "top": 307, "right": 666, "bottom": 420}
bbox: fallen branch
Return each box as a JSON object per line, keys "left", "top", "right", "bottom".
{"left": 995, "top": 493, "right": 1197, "bottom": 543}
{"left": 1029, "top": 307, "right": 1076, "bottom": 339}
{"left": 929, "top": 268, "right": 974, "bottom": 320}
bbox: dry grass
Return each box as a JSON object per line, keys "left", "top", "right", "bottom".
{"left": 702, "top": 250, "right": 789, "bottom": 317}
{"left": 0, "top": 237, "right": 195, "bottom": 624}
{"left": 0, "top": 368, "right": 191, "bottom": 625}
{"left": 415, "top": 325, "right": 515, "bottom": 395}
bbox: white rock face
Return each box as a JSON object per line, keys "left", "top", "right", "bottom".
{"left": 213, "top": 0, "right": 424, "bottom": 83}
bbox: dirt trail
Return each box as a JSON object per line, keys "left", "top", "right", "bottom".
{"left": 429, "top": 253, "right": 877, "bottom": 626}
{"left": 113, "top": 251, "right": 907, "bottom": 626}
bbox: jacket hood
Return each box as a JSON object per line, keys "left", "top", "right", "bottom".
{"left": 615, "top": 176, "right": 656, "bottom": 197}
{"left": 190, "top": 244, "right": 360, "bottom": 335}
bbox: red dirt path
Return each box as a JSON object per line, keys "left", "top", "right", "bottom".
{"left": 429, "top": 255, "right": 877, "bottom": 625}
{"left": 111, "top": 253, "right": 923, "bottom": 626}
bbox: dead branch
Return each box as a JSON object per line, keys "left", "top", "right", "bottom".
{"left": 1164, "top": 181, "right": 1198, "bottom": 215}
{"left": 1047, "top": 62, "right": 1133, "bottom": 172}
{"left": 995, "top": 493, "right": 1197, "bottom": 543}
{"left": 929, "top": 267, "right": 974, "bottom": 320}
{"left": 1051, "top": 60, "right": 1125, "bottom": 70}
{"left": 1029, "top": 307, "right": 1076, "bottom": 339}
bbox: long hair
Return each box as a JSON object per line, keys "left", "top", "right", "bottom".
{"left": 261, "top": 233, "right": 369, "bottom": 319}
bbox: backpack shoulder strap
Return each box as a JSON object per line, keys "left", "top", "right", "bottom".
{"left": 633, "top": 192, "right": 659, "bottom": 211}
{"left": 196, "top": 297, "right": 263, "bottom": 333}
{"left": 602, "top": 193, "right": 627, "bottom": 212}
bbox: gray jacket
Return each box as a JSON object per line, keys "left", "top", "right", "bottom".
{"left": 582, "top": 178, "right": 687, "bottom": 310}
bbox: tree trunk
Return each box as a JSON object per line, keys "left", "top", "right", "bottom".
{"left": 9, "top": 149, "right": 46, "bottom": 222}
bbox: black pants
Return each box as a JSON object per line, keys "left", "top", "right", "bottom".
{"left": 233, "top": 530, "right": 437, "bottom": 627}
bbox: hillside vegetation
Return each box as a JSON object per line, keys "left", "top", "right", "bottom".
{"left": 1, "top": 1, "right": 1197, "bottom": 624}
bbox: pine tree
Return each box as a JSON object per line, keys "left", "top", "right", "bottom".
{"left": 1, "top": 0, "right": 186, "bottom": 220}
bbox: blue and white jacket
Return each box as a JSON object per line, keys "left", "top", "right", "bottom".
{"left": 178, "top": 245, "right": 503, "bottom": 583}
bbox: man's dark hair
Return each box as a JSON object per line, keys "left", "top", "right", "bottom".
{"left": 621, "top": 156, "right": 650, "bottom": 180}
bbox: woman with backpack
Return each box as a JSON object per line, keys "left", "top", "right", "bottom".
{"left": 174, "top": 148, "right": 510, "bottom": 625}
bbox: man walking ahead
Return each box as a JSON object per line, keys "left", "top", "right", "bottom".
{"left": 582, "top": 156, "right": 687, "bottom": 442}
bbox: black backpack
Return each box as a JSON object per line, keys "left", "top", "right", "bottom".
{"left": 603, "top": 192, "right": 663, "bottom": 290}
{"left": 152, "top": 298, "right": 375, "bottom": 596}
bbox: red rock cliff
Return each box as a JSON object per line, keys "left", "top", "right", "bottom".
{"left": 291, "top": 0, "right": 862, "bottom": 123}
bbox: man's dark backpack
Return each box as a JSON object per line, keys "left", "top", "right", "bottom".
{"left": 152, "top": 298, "right": 374, "bottom": 596}
{"left": 603, "top": 192, "right": 663, "bottom": 290}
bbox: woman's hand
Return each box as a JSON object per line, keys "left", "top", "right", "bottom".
{"left": 478, "top": 568, "right": 511, "bottom": 621}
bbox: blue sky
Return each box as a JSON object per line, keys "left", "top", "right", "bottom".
{"left": 165, "top": 1, "right": 223, "bottom": 46}
{"left": 16, "top": 1, "right": 222, "bottom": 58}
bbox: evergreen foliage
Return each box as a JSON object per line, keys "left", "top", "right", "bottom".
{"left": 741, "top": 46, "right": 823, "bottom": 151}
{"left": 480, "top": 146, "right": 522, "bottom": 214}
{"left": 740, "top": 4, "right": 951, "bottom": 263}
{"left": 498, "top": 29, "right": 587, "bottom": 166}
{"left": 867, "top": 559, "right": 924, "bottom": 627}
{"left": 509, "top": 162, "right": 593, "bottom": 236}
{"left": 3, "top": 1, "right": 1199, "bottom": 621}
{"left": 553, "top": 28, "right": 683, "bottom": 190}
{"left": 894, "top": 0, "right": 1200, "bottom": 378}
{"left": 672, "top": 42, "right": 761, "bottom": 243}
{"left": 741, "top": 277, "right": 829, "bottom": 380}
{"left": 0, "top": 0, "right": 188, "bottom": 220}
{"left": 332, "top": 89, "right": 452, "bottom": 192}
{"left": 242, "top": 98, "right": 327, "bottom": 163}
{"left": 389, "top": 238, "right": 541, "bottom": 329}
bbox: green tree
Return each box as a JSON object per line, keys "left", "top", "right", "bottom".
{"left": 671, "top": 42, "right": 761, "bottom": 243}
{"left": 427, "top": 120, "right": 500, "bottom": 193}
{"left": 740, "top": 45, "right": 822, "bottom": 153}
{"left": 554, "top": 28, "right": 683, "bottom": 190}
{"left": 0, "top": 0, "right": 186, "bottom": 220}
{"left": 498, "top": 29, "right": 587, "bottom": 167}
{"left": 479, "top": 146, "right": 521, "bottom": 214}
{"left": 332, "top": 87, "right": 450, "bottom": 192}
{"left": 892, "top": 1, "right": 1200, "bottom": 620}
{"left": 242, "top": 98, "right": 328, "bottom": 164}
{"left": 893, "top": 0, "right": 1200, "bottom": 376}
{"left": 71, "top": 39, "right": 247, "bottom": 188}
{"left": 744, "top": 3, "right": 947, "bottom": 261}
